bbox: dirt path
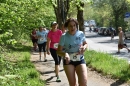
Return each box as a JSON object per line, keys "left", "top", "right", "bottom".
{"left": 30, "top": 50, "right": 129, "bottom": 86}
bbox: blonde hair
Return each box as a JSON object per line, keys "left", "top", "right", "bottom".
{"left": 118, "top": 27, "right": 122, "bottom": 30}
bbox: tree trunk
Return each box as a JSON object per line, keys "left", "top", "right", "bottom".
{"left": 77, "top": 2, "right": 84, "bottom": 32}
{"left": 52, "top": 0, "right": 69, "bottom": 29}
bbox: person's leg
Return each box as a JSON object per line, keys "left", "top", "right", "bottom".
{"left": 34, "top": 39, "right": 38, "bottom": 51}
{"left": 38, "top": 44, "right": 42, "bottom": 61}
{"left": 50, "top": 48, "right": 61, "bottom": 81}
{"left": 64, "top": 65, "right": 77, "bottom": 86}
{"left": 32, "top": 39, "right": 35, "bottom": 50}
{"left": 117, "top": 44, "right": 121, "bottom": 53}
{"left": 42, "top": 42, "right": 47, "bottom": 61}
{"left": 76, "top": 64, "right": 87, "bottom": 86}
{"left": 123, "top": 45, "right": 130, "bottom": 53}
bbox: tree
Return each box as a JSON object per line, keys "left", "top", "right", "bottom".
{"left": 109, "top": 0, "right": 128, "bottom": 31}
{"left": 51, "top": 0, "right": 69, "bottom": 29}
{"left": 77, "top": 1, "right": 84, "bottom": 31}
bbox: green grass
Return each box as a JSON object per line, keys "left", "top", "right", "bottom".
{"left": 0, "top": 42, "right": 45, "bottom": 86}
{"left": 85, "top": 50, "right": 130, "bottom": 82}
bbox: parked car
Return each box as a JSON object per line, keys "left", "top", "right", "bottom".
{"left": 98, "top": 27, "right": 107, "bottom": 35}
{"left": 93, "top": 27, "right": 99, "bottom": 32}
{"left": 103, "top": 27, "right": 116, "bottom": 36}
{"left": 124, "top": 30, "right": 130, "bottom": 39}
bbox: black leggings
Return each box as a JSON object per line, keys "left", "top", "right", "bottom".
{"left": 38, "top": 42, "right": 46, "bottom": 52}
{"left": 50, "top": 48, "right": 61, "bottom": 65}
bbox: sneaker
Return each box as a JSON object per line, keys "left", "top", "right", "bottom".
{"left": 56, "top": 77, "right": 61, "bottom": 82}
{"left": 43, "top": 59, "right": 47, "bottom": 62}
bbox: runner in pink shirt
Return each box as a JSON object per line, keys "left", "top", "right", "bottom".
{"left": 46, "top": 21, "right": 62, "bottom": 82}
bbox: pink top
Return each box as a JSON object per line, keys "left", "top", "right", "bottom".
{"left": 47, "top": 29, "right": 62, "bottom": 50}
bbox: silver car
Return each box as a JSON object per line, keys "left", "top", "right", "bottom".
{"left": 124, "top": 30, "right": 130, "bottom": 39}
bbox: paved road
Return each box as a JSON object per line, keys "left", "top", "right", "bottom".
{"left": 85, "top": 27, "right": 130, "bottom": 64}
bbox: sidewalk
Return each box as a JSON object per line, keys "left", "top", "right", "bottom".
{"left": 30, "top": 51, "right": 69, "bottom": 86}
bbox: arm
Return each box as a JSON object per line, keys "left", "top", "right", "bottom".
{"left": 83, "top": 41, "right": 88, "bottom": 50}
{"left": 79, "top": 41, "right": 88, "bottom": 55}
{"left": 56, "top": 45, "right": 66, "bottom": 57}
{"left": 57, "top": 45, "right": 70, "bottom": 64}
{"left": 46, "top": 37, "right": 51, "bottom": 54}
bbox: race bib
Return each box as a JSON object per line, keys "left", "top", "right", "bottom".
{"left": 54, "top": 43, "right": 59, "bottom": 48}
{"left": 69, "top": 53, "right": 83, "bottom": 61}
{"left": 40, "top": 38, "right": 44, "bottom": 42}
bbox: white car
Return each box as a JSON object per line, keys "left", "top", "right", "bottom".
{"left": 84, "top": 21, "right": 89, "bottom": 27}
{"left": 124, "top": 30, "right": 130, "bottom": 39}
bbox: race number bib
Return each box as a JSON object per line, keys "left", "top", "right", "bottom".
{"left": 40, "top": 38, "right": 44, "bottom": 42}
{"left": 69, "top": 53, "right": 83, "bottom": 61}
{"left": 54, "top": 43, "right": 59, "bottom": 48}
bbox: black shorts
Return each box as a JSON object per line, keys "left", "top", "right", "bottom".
{"left": 63, "top": 58, "right": 86, "bottom": 67}
{"left": 32, "top": 39, "right": 38, "bottom": 44}
{"left": 38, "top": 42, "right": 46, "bottom": 52}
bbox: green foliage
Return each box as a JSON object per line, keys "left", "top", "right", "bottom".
{"left": 0, "top": 30, "right": 17, "bottom": 46}
{"left": 0, "top": 0, "right": 55, "bottom": 47}
{"left": 84, "top": 0, "right": 129, "bottom": 29}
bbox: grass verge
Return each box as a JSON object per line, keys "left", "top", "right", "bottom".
{"left": 85, "top": 50, "right": 130, "bottom": 82}
{"left": 0, "top": 42, "right": 45, "bottom": 86}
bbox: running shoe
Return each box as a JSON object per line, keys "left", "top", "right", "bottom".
{"left": 43, "top": 59, "right": 47, "bottom": 62}
{"left": 56, "top": 77, "right": 61, "bottom": 82}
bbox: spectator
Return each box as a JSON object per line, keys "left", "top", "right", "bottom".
{"left": 57, "top": 18, "right": 88, "bottom": 86}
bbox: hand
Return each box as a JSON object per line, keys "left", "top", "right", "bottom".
{"left": 78, "top": 45, "right": 86, "bottom": 55}
{"left": 64, "top": 53, "right": 70, "bottom": 64}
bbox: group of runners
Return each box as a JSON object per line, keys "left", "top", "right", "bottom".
{"left": 30, "top": 18, "right": 88, "bottom": 86}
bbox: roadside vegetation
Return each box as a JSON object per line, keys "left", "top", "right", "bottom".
{"left": 0, "top": 40, "right": 45, "bottom": 86}
{"left": 85, "top": 50, "right": 130, "bottom": 83}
